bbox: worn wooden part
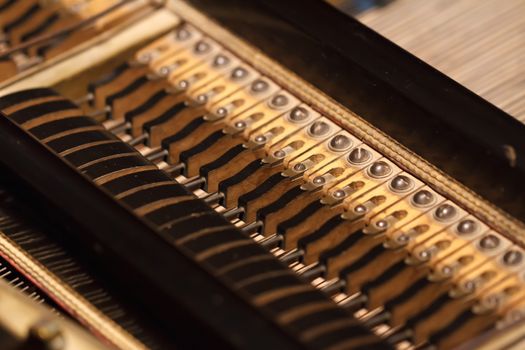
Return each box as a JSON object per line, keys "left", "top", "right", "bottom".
{"left": 112, "top": 41, "right": 225, "bottom": 120}
{"left": 282, "top": 204, "right": 344, "bottom": 250}
{"left": 339, "top": 202, "right": 463, "bottom": 291}
{"left": 413, "top": 261, "right": 512, "bottom": 344}
{"left": 438, "top": 313, "right": 500, "bottom": 350}
{"left": 314, "top": 218, "right": 368, "bottom": 269}
{"left": 0, "top": 0, "right": 37, "bottom": 28}
{"left": 130, "top": 91, "right": 186, "bottom": 137}
{"left": 261, "top": 145, "right": 381, "bottom": 236}
{"left": 343, "top": 246, "right": 406, "bottom": 295}
{"left": 148, "top": 69, "right": 260, "bottom": 148}
{"left": 357, "top": 217, "right": 468, "bottom": 305}
{"left": 44, "top": 25, "right": 99, "bottom": 59}
{"left": 409, "top": 226, "right": 484, "bottom": 272}
{"left": 111, "top": 79, "right": 169, "bottom": 120}
{"left": 27, "top": 15, "right": 80, "bottom": 57}
{"left": 225, "top": 163, "right": 285, "bottom": 209}
{"left": 261, "top": 190, "right": 319, "bottom": 237}
{"left": 390, "top": 279, "right": 454, "bottom": 328}
{"left": 151, "top": 71, "right": 263, "bottom": 149}
{"left": 370, "top": 263, "right": 432, "bottom": 309}
{"left": 182, "top": 101, "right": 285, "bottom": 164}
{"left": 204, "top": 147, "right": 263, "bottom": 193}
{"left": 371, "top": 231, "right": 470, "bottom": 311}
{"left": 417, "top": 273, "right": 519, "bottom": 345}
{"left": 74, "top": 0, "right": 121, "bottom": 19}
{"left": 0, "top": 60, "right": 17, "bottom": 82}
{"left": 164, "top": 85, "right": 284, "bottom": 160}
{"left": 299, "top": 175, "right": 414, "bottom": 257}
{"left": 136, "top": 51, "right": 241, "bottom": 135}
{"left": 345, "top": 173, "right": 423, "bottom": 219}
{"left": 150, "top": 104, "right": 206, "bottom": 149}
{"left": 304, "top": 182, "right": 421, "bottom": 269}
{"left": 277, "top": 300, "right": 335, "bottom": 325}
{"left": 220, "top": 118, "right": 337, "bottom": 208}
{"left": 0, "top": 9, "right": 180, "bottom": 97}
{"left": 244, "top": 176, "right": 302, "bottom": 223}
{"left": 336, "top": 191, "right": 446, "bottom": 289}
{"left": 45, "top": 1, "right": 157, "bottom": 59}
{"left": 240, "top": 135, "right": 351, "bottom": 221}
{"left": 415, "top": 297, "right": 477, "bottom": 345}
{"left": 184, "top": 130, "right": 239, "bottom": 177}
{"left": 1, "top": 95, "right": 64, "bottom": 114}
{"left": 8, "top": 5, "right": 59, "bottom": 45}
{"left": 261, "top": 157, "right": 373, "bottom": 236}
{"left": 134, "top": 195, "right": 195, "bottom": 216}
{"left": 438, "top": 273, "right": 525, "bottom": 348}
{"left": 93, "top": 164, "right": 158, "bottom": 185}
{"left": 91, "top": 1, "right": 150, "bottom": 31}
{"left": 20, "top": 108, "right": 83, "bottom": 130}
{"left": 92, "top": 64, "right": 149, "bottom": 109}
{"left": 430, "top": 239, "right": 494, "bottom": 284}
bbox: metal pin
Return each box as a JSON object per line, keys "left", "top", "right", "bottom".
{"left": 146, "top": 149, "right": 168, "bottom": 162}
{"left": 128, "top": 133, "right": 148, "bottom": 147}
{"left": 321, "top": 279, "right": 345, "bottom": 295}
{"left": 259, "top": 234, "right": 283, "bottom": 249}
{"left": 107, "top": 121, "right": 131, "bottom": 134}
{"left": 240, "top": 221, "right": 263, "bottom": 235}
{"left": 299, "top": 263, "right": 326, "bottom": 280}
{"left": 279, "top": 249, "right": 304, "bottom": 265}
{"left": 363, "top": 311, "right": 391, "bottom": 328}
{"left": 184, "top": 176, "right": 206, "bottom": 191}
{"left": 222, "top": 207, "right": 245, "bottom": 220}
{"left": 164, "top": 162, "right": 185, "bottom": 175}
{"left": 73, "top": 92, "right": 93, "bottom": 105}
{"left": 203, "top": 192, "right": 224, "bottom": 205}
{"left": 339, "top": 293, "right": 368, "bottom": 312}
{"left": 87, "top": 106, "right": 111, "bottom": 119}
{"left": 386, "top": 329, "right": 413, "bottom": 345}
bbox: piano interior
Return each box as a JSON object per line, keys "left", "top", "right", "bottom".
{"left": 0, "top": 1, "right": 524, "bottom": 349}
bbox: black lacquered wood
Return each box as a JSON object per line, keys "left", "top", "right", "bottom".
{"left": 81, "top": 155, "right": 150, "bottom": 180}
{"left": 29, "top": 116, "right": 98, "bottom": 140}
{"left": 0, "top": 111, "right": 305, "bottom": 350}
{"left": 0, "top": 88, "right": 57, "bottom": 110}
{"left": 119, "top": 183, "right": 188, "bottom": 209}
{"left": 46, "top": 130, "right": 114, "bottom": 153}
{"left": 65, "top": 141, "right": 136, "bottom": 167}
{"left": 8, "top": 99, "right": 77, "bottom": 124}
{"left": 102, "top": 169, "right": 173, "bottom": 195}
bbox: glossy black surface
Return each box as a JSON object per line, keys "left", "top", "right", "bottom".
{"left": 0, "top": 114, "right": 301, "bottom": 350}
{"left": 187, "top": 0, "right": 525, "bottom": 222}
